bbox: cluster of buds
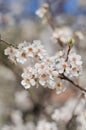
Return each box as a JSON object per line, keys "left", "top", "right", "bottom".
{"left": 4, "top": 40, "right": 83, "bottom": 94}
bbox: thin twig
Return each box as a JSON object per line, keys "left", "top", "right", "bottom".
{"left": 63, "top": 75, "right": 86, "bottom": 93}
{"left": 45, "top": 13, "right": 55, "bottom": 31}
{"left": 65, "top": 45, "right": 71, "bottom": 62}
{"left": 0, "top": 37, "right": 17, "bottom": 49}
{"left": 66, "top": 93, "right": 85, "bottom": 129}
{"left": 46, "top": 0, "right": 55, "bottom": 31}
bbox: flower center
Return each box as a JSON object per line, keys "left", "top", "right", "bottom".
{"left": 72, "top": 67, "right": 77, "bottom": 72}
{"left": 40, "top": 64, "right": 45, "bottom": 69}
{"left": 62, "top": 64, "right": 67, "bottom": 69}
{"left": 41, "top": 73, "right": 46, "bottom": 78}
{"left": 25, "top": 78, "right": 30, "bottom": 83}
{"left": 72, "top": 57, "right": 76, "bottom": 62}
{"left": 10, "top": 48, "right": 14, "bottom": 53}
{"left": 28, "top": 47, "right": 33, "bottom": 52}
{"left": 56, "top": 82, "right": 61, "bottom": 88}
{"left": 21, "top": 52, "right": 26, "bottom": 58}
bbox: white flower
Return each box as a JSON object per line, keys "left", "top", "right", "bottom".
{"left": 33, "top": 40, "right": 48, "bottom": 60}
{"left": 56, "top": 58, "right": 68, "bottom": 74}
{"left": 55, "top": 81, "right": 67, "bottom": 94}
{"left": 51, "top": 27, "right": 73, "bottom": 44}
{"left": 18, "top": 41, "right": 29, "bottom": 49}
{"left": 22, "top": 67, "right": 34, "bottom": 77}
{"left": 35, "top": 62, "right": 47, "bottom": 74}
{"left": 48, "top": 79, "right": 56, "bottom": 89}
{"left": 21, "top": 66, "right": 36, "bottom": 89}
{"left": 4, "top": 46, "right": 17, "bottom": 63}
{"left": 68, "top": 52, "right": 82, "bottom": 66}
{"left": 26, "top": 45, "right": 34, "bottom": 57}
{"left": 16, "top": 50, "right": 27, "bottom": 64}
{"left": 36, "top": 4, "right": 49, "bottom": 18}
{"left": 74, "top": 31, "right": 84, "bottom": 40}
{"left": 4, "top": 46, "right": 16, "bottom": 56}
{"left": 21, "top": 76, "right": 36, "bottom": 89}
{"left": 39, "top": 73, "right": 48, "bottom": 86}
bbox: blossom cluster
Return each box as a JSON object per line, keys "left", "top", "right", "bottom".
{"left": 52, "top": 95, "right": 86, "bottom": 128}
{"left": 37, "top": 120, "right": 58, "bottom": 130}
{"left": 51, "top": 27, "right": 84, "bottom": 44}
{"left": 76, "top": 111, "right": 86, "bottom": 130}
{"left": 4, "top": 40, "right": 47, "bottom": 64}
{"left": 4, "top": 40, "right": 82, "bottom": 94}
{"left": 1, "top": 118, "right": 58, "bottom": 130}
{"left": 36, "top": 4, "right": 84, "bottom": 45}
{"left": 51, "top": 98, "right": 79, "bottom": 123}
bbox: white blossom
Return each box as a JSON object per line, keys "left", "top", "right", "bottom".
{"left": 16, "top": 50, "right": 27, "bottom": 64}
{"left": 68, "top": 52, "right": 82, "bottom": 66}
{"left": 36, "top": 120, "right": 58, "bottom": 130}
{"left": 21, "top": 76, "right": 36, "bottom": 89}
{"left": 74, "top": 31, "right": 84, "bottom": 40}
{"left": 4, "top": 40, "right": 83, "bottom": 94}
{"left": 36, "top": 3, "right": 49, "bottom": 18}
{"left": 4, "top": 46, "right": 17, "bottom": 63}
{"left": 51, "top": 27, "right": 74, "bottom": 44}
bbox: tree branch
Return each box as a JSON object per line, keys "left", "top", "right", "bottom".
{"left": 63, "top": 75, "right": 86, "bottom": 93}
{"left": 0, "top": 35, "right": 17, "bottom": 48}
{"left": 66, "top": 93, "right": 85, "bottom": 129}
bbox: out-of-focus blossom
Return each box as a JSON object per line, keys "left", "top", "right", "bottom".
{"left": 4, "top": 46, "right": 17, "bottom": 63}
{"left": 11, "top": 110, "right": 23, "bottom": 125}
{"left": 51, "top": 27, "right": 74, "bottom": 44}
{"left": 51, "top": 27, "right": 84, "bottom": 45}
{"left": 76, "top": 111, "right": 86, "bottom": 130}
{"left": 74, "top": 31, "right": 84, "bottom": 40}
{"left": 36, "top": 120, "right": 58, "bottom": 130}
{"left": 15, "top": 90, "right": 34, "bottom": 111}
{"left": 36, "top": 3, "right": 49, "bottom": 18}
{"left": 52, "top": 98, "right": 78, "bottom": 123}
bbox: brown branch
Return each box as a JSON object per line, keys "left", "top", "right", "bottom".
{"left": 45, "top": 1, "right": 55, "bottom": 31}
{"left": 66, "top": 93, "right": 85, "bottom": 129}
{"left": 0, "top": 36, "right": 17, "bottom": 48}
{"left": 45, "top": 12, "right": 55, "bottom": 31}
{"left": 63, "top": 75, "right": 86, "bottom": 93}
{"left": 65, "top": 45, "right": 71, "bottom": 62}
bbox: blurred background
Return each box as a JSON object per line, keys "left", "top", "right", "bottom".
{"left": 0, "top": 0, "right": 86, "bottom": 130}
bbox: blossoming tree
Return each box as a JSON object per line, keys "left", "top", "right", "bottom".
{"left": 0, "top": 2, "right": 86, "bottom": 130}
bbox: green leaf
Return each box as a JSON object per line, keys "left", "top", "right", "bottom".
{"left": 68, "top": 38, "right": 73, "bottom": 47}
